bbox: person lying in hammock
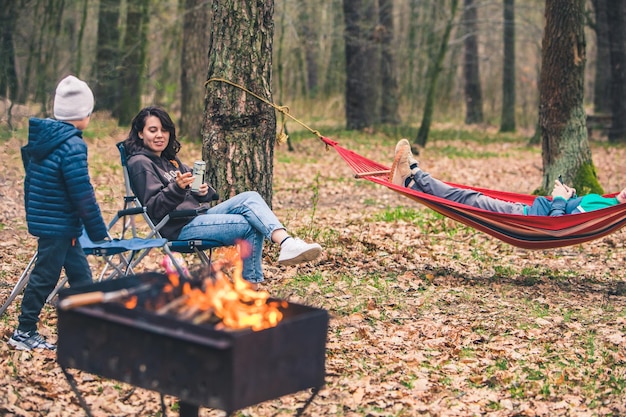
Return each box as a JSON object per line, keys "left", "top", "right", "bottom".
{"left": 390, "top": 139, "right": 626, "bottom": 216}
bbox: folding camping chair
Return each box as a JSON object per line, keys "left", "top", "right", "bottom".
{"left": 0, "top": 142, "right": 221, "bottom": 317}
{"left": 112, "top": 142, "right": 221, "bottom": 275}
{"left": 0, "top": 226, "right": 168, "bottom": 316}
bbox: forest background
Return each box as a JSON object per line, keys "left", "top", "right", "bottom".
{"left": 2, "top": 0, "right": 626, "bottom": 416}
{"left": 0, "top": 0, "right": 606, "bottom": 134}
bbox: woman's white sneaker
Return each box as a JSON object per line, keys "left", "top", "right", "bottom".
{"left": 278, "top": 238, "right": 322, "bottom": 266}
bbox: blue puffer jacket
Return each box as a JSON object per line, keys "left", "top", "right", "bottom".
{"left": 21, "top": 118, "right": 108, "bottom": 241}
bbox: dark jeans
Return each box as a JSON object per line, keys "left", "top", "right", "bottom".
{"left": 17, "top": 237, "right": 92, "bottom": 333}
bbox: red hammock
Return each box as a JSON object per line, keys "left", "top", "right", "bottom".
{"left": 320, "top": 136, "right": 626, "bottom": 249}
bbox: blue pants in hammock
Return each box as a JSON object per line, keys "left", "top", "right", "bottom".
{"left": 406, "top": 168, "right": 618, "bottom": 216}
{"left": 409, "top": 169, "right": 527, "bottom": 215}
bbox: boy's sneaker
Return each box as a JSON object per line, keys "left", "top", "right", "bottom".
{"left": 9, "top": 330, "right": 56, "bottom": 351}
{"left": 278, "top": 238, "right": 322, "bottom": 266}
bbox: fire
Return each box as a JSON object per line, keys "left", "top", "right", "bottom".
{"left": 124, "top": 297, "right": 138, "bottom": 309}
{"left": 158, "top": 242, "right": 286, "bottom": 331}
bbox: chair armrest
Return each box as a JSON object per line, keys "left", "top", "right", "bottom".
{"left": 169, "top": 206, "right": 209, "bottom": 219}
{"left": 116, "top": 207, "right": 146, "bottom": 217}
{"left": 169, "top": 209, "right": 201, "bottom": 219}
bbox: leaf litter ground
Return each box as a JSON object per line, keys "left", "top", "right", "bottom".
{"left": 1, "top": 120, "right": 626, "bottom": 416}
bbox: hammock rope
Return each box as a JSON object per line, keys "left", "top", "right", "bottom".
{"left": 205, "top": 79, "right": 626, "bottom": 249}
{"left": 206, "top": 78, "right": 324, "bottom": 145}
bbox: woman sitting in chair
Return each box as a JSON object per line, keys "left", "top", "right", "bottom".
{"left": 123, "top": 106, "right": 321, "bottom": 285}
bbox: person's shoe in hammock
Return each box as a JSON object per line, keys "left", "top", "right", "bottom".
{"left": 394, "top": 139, "right": 420, "bottom": 175}
{"left": 390, "top": 140, "right": 414, "bottom": 187}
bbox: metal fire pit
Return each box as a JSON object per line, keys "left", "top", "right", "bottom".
{"left": 56, "top": 273, "right": 328, "bottom": 416}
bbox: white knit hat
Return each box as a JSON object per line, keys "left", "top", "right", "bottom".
{"left": 53, "top": 75, "right": 95, "bottom": 121}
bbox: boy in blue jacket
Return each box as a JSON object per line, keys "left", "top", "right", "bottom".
{"left": 9, "top": 75, "right": 109, "bottom": 351}
{"left": 390, "top": 139, "right": 626, "bottom": 216}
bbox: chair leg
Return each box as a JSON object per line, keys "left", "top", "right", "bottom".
{"left": 162, "top": 245, "right": 192, "bottom": 278}
{"left": 94, "top": 253, "right": 132, "bottom": 281}
{"left": 0, "top": 253, "right": 37, "bottom": 316}
{"left": 46, "top": 276, "right": 69, "bottom": 304}
{"left": 195, "top": 248, "right": 212, "bottom": 266}
{"left": 99, "top": 252, "right": 136, "bottom": 279}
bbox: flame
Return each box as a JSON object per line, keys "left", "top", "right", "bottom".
{"left": 124, "top": 296, "right": 138, "bottom": 309}
{"left": 162, "top": 242, "right": 286, "bottom": 331}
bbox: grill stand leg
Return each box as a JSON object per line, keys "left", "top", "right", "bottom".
{"left": 60, "top": 366, "right": 94, "bottom": 417}
{"left": 179, "top": 401, "right": 199, "bottom": 417}
{"left": 177, "top": 387, "right": 319, "bottom": 417}
{"left": 296, "top": 387, "right": 319, "bottom": 417}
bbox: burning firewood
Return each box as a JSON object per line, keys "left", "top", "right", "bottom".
{"left": 155, "top": 294, "right": 190, "bottom": 315}
{"left": 59, "top": 244, "right": 287, "bottom": 331}
{"left": 150, "top": 245, "right": 286, "bottom": 331}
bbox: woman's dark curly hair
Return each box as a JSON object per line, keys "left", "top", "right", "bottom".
{"left": 123, "top": 106, "right": 181, "bottom": 160}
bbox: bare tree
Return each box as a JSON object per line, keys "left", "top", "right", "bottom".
{"left": 416, "top": 0, "right": 460, "bottom": 146}
{"left": 94, "top": 0, "right": 121, "bottom": 113}
{"left": 500, "top": 0, "right": 516, "bottom": 132}
{"left": 321, "top": 0, "right": 345, "bottom": 98}
{"left": 73, "top": 0, "right": 90, "bottom": 76}
{"left": 590, "top": 0, "right": 611, "bottom": 114}
{"left": 539, "top": 0, "right": 601, "bottom": 195}
{"left": 180, "top": 0, "right": 210, "bottom": 140}
{"left": 203, "top": 1, "right": 276, "bottom": 203}
{"left": 31, "top": 1, "right": 66, "bottom": 113}
{"left": 116, "top": 0, "right": 150, "bottom": 125}
{"left": 462, "top": 0, "right": 483, "bottom": 124}
{"left": 298, "top": 0, "right": 319, "bottom": 97}
{"left": 343, "top": 0, "right": 380, "bottom": 130}
{"left": 379, "top": 0, "right": 400, "bottom": 124}
{"left": 606, "top": 0, "right": 626, "bottom": 142}
{"left": 0, "top": 0, "right": 19, "bottom": 102}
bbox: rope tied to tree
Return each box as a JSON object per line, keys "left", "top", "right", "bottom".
{"left": 205, "top": 78, "right": 328, "bottom": 149}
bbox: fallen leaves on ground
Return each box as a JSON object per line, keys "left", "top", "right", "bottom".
{"left": 1, "top": 121, "right": 625, "bottom": 416}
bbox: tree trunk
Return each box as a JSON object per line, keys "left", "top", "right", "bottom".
{"left": 500, "top": 0, "right": 516, "bottom": 132}
{"left": 116, "top": 0, "right": 149, "bottom": 125}
{"left": 180, "top": 0, "right": 210, "bottom": 140}
{"left": 416, "top": 0, "right": 459, "bottom": 147}
{"left": 35, "top": 0, "right": 65, "bottom": 114}
{"left": 74, "top": 0, "right": 89, "bottom": 76}
{"left": 606, "top": 0, "right": 626, "bottom": 143}
{"left": 0, "top": 0, "right": 19, "bottom": 102}
{"left": 18, "top": 0, "right": 41, "bottom": 104}
{"left": 379, "top": 0, "right": 400, "bottom": 125}
{"left": 94, "top": 0, "right": 121, "bottom": 113}
{"left": 203, "top": 0, "right": 276, "bottom": 204}
{"left": 405, "top": 0, "right": 422, "bottom": 114}
{"left": 275, "top": 1, "right": 294, "bottom": 151}
{"left": 462, "top": 0, "right": 483, "bottom": 124}
{"left": 343, "top": 0, "right": 380, "bottom": 130}
{"left": 298, "top": 0, "right": 319, "bottom": 97}
{"left": 322, "top": 0, "right": 345, "bottom": 98}
{"left": 591, "top": 0, "right": 611, "bottom": 114}
{"left": 539, "top": 0, "right": 601, "bottom": 195}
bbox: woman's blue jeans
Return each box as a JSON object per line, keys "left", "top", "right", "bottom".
{"left": 177, "top": 191, "right": 284, "bottom": 283}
